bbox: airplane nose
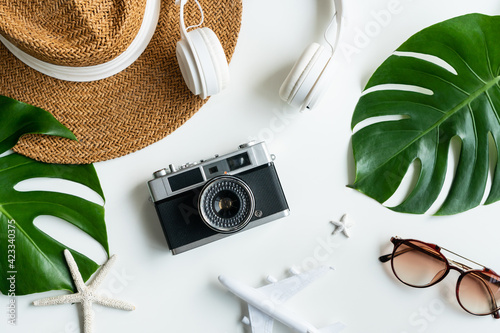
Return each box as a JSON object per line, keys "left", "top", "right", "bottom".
{"left": 218, "top": 275, "right": 239, "bottom": 292}
{"left": 218, "top": 275, "right": 228, "bottom": 286}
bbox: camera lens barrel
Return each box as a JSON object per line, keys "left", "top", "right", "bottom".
{"left": 198, "top": 176, "right": 255, "bottom": 233}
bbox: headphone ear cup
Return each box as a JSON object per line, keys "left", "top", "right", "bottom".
{"left": 197, "top": 27, "right": 230, "bottom": 92}
{"left": 177, "top": 38, "right": 203, "bottom": 96}
{"left": 279, "top": 42, "right": 329, "bottom": 109}
{"left": 177, "top": 27, "right": 229, "bottom": 98}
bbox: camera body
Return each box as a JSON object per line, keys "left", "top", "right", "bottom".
{"left": 148, "top": 142, "right": 289, "bottom": 254}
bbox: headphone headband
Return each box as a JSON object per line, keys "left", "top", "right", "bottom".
{"left": 279, "top": 0, "right": 342, "bottom": 110}
{"left": 177, "top": 0, "right": 205, "bottom": 40}
{"left": 324, "top": 2, "right": 340, "bottom": 53}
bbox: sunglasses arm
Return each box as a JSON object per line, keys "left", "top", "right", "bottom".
{"left": 379, "top": 253, "right": 392, "bottom": 263}
{"left": 379, "top": 246, "right": 417, "bottom": 263}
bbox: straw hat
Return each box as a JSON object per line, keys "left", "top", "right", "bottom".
{"left": 0, "top": 0, "right": 242, "bottom": 164}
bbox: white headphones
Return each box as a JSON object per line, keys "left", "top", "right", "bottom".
{"left": 176, "top": 0, "right": 229, "bottom": 99}
{"left": 279, "top": 1, "right": 341, "bottom": 111}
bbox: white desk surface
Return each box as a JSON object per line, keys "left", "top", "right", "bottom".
{"left": 3, "top": 0, "right": 500, "bottom": 332}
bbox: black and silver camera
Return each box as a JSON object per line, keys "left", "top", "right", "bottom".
{"left": 148, "top": 141, "right": 289, "bottom": 254}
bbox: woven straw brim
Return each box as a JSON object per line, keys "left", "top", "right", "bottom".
{"left": 0, "top": 0, "right": 147, "bottom": 67}
{"left": 0, "top": 0, "right": 242, "bottom": 164}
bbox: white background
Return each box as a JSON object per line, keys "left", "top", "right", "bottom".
{"left": 3, "top": 0, "right": 500, "bottom": 332}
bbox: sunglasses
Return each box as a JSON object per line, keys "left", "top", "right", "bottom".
{"left": 379, "top": 236, "right": 500, "bottom": 319}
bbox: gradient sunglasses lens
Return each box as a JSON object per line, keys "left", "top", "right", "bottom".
{"left": 458, "top": 270, "right": 500, "bottom": 316}
{"left": 391, "top": 240, "right": 448, "bottom": 287}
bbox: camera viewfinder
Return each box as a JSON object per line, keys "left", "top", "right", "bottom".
{"left": 228, "top": 153, "right": 251, "bottom": 171}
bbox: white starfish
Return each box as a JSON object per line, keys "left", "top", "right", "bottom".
{"left": 33, "top": 250, "right": 135, "bottom": 333}
{"left": 330, "top": 214, "right": 353, "bottom": 238}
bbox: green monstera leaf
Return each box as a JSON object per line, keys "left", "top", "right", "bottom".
{"left": 350, "top": 13, "right": 500, "bottom": 215}
{"left": 0, "top": 96, "right": 108, "bottom": 295}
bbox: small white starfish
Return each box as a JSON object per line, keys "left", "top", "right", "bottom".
{"left": 330, "top": 214, "right": 353, "bottom": 238}
{"left": 33, "top": 250, "right": 135, "bottom": 333}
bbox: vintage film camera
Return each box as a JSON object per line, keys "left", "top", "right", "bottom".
{"left": 148, "top": 141, "right": 290, "bottom": 254}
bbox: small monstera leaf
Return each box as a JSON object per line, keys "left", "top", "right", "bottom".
{"left": 350, "top": 14, "right": 500, "bottom": 215}
{"left": 0, "top": 96, "right": 108, "bottom": 295}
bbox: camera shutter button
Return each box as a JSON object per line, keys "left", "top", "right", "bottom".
{"left": 238, "top": 141, "right": 256, "bottom": 149}
{"left": 153, "top": 169, "right": 168, "bottom": 178}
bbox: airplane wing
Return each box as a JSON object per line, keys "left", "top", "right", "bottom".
{"left": 238, "top": 266, "right": 337, "bottom": 333}
{"left": 257, "top": 265, "right": 332, "bottom": 304}
{"left": 247, "top": 305, "right": 274, "bottom": 333}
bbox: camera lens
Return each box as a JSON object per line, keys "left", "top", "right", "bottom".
{"left": 198, "top": 176, "right": 255, "bottom": 233}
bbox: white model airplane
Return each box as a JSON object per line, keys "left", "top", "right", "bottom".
{"left": 219, "top": 265, "right": 345, "bottom": 333}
